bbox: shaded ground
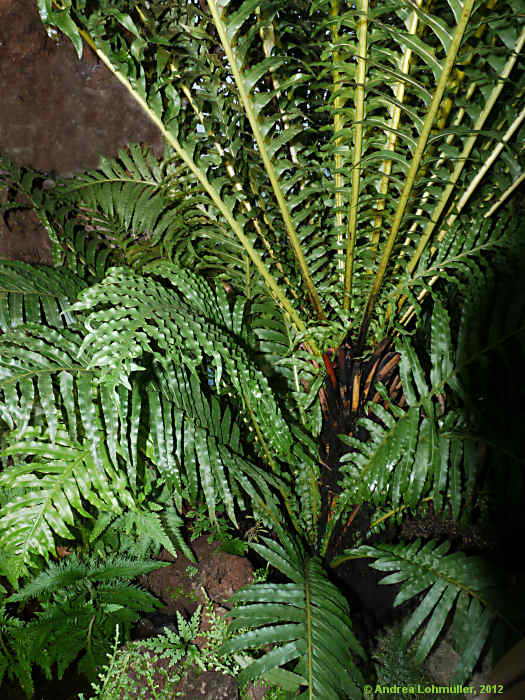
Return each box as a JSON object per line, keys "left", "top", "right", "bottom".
{"left": 0, "top": 535, "right": 262, "bottom": 700}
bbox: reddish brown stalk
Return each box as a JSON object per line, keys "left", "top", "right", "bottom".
{"left": 375, "top": 352, "right": 401, "bottom": 382}
{"left": 318, "top": 387, "right": 329, "bottom": 415}
{"left": 322, "top": 352, "right": 337, "bottom": 389}
{"left": 332, "top": 504, "right": 362, "bottom": 553}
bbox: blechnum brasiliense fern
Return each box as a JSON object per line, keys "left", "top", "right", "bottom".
{"left": 0, "top": 0, "right": 524, "bottom": 696}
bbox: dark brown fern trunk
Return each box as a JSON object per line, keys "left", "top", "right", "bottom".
{"left": 317, "top": 336, "right": 405, "bottom": 559}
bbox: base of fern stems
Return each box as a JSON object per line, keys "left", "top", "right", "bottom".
{"left": 312, "top": 336, "right": 412, "bottom": 643}
{"left": 317, "top": 335, "right": 404, "bottom": 559}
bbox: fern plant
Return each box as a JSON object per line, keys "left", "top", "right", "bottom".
{"left": 0, "top": 0, "right": 524, "bottom": 697}
{"left": 0, "top": 555, "right": 170, "bottom": 696}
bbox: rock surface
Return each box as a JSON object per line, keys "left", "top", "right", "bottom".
{"left": 0, "top": 0, "right": 163, "bottom": 265}
{"left": 129, "top": 535, "right": 257, "bottom": 697}
{"left": 143, "top": 535, "right": 254, "bottom": 617}
{"left": 0, "top": 0, "right": 163, "bottom": 175}
{"left": 176, "top": 669, "right": 239, "bottom": 700}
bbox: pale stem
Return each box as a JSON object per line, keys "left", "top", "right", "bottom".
{"left": 344, "top": 0, "right": 369, "bottom": 311}
{"left": 359, "top": 0, "right": 477, "bottom": 346}
{"left": 406, "top": 26, "right": 525, "bottom": 277}
{"left": 208, "top": 0, "right": 326, "bottom": 321}
{"left": 330, "top": 0, "right": 346, "bottom": 280}
{"left": 372, "top": 0, "right": 421, "bottom": 250}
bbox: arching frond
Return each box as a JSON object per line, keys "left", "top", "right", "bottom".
{"left": 147, "top": 364, "right": 287, "bottom": 529}
{"left": 344, "top": 539, "right": 511, "bottom": 682}
{"left": 0, "top": 261, "right": 85, "bottom": 331}
{"left": 71, "top": 264, "right": 294, "bottom": 463}
{"left": 71, "top": 263, "right": 321, "bottom": 535}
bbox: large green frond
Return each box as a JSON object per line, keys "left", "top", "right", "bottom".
{"left": 147, "top": 364, "right": 286, "bottom": 529}
{"left": 72, "top": 264, "right": 294, "bottom": 462}
{"left": 0, "top": 427, "right": 132, "bottom": 576}
{"left": 311, "top": 0, "right": 524, "bottom": 337}
{"left": 36, "top": 0, "right": 524, "bottom": 345}
{"left": 346, "top": 539, "right": 511, "bottom": 682}
{"left": 207, "top": 0, "right": 326, "bottom": 320}
{"left": 222, "top": 534, "right": 365, "bottom": 699}
{"left": 71, "top": 263, "right": 320, "bottom": 534}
